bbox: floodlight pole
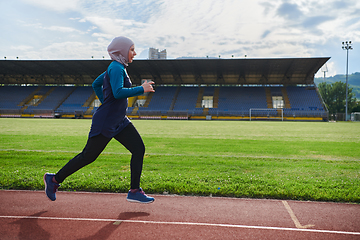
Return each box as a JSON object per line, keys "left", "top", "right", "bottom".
{"left": 322, "top": 63, "right": 327, "bottom": 83}
{"left": 342, "top": 41, "right": 353, "bottom": 121}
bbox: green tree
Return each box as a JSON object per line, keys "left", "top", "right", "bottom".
{"left": 318, "top": 81, "right": 357, "bottom": 116}
{"left": 352, "top": 101, "right": 360, "bottom": 112}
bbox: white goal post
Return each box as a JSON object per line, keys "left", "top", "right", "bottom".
{"left": 249, "top": 108, "right": 283, "bottom": 121}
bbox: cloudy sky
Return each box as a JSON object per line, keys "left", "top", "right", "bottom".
{"left": 1, "top": 0, "right": 359, "bottom": 77}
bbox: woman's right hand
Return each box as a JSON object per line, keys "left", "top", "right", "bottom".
{"left": 142, "top": 80, "right": 155, "bottom": 93}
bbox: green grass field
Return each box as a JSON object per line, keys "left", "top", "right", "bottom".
{"left": 0, "top": 118, "right": 359, "bottom": 203}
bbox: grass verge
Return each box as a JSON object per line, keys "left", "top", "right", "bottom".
{"left": 0, "top": 118, "right": 359, "bottom": 203}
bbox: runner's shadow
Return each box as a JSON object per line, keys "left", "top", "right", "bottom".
{"left": 11, "top": 211, "right": 50, "bottom": 240}
{"left": 78, "top": 211, "right": 150, "bottom": 240}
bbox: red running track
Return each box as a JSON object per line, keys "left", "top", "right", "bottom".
{"left": 0, "top": 190, "right": 359, "bottom": 240}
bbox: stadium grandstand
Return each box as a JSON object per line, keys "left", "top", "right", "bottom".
{"left": 0, "top": 57, "right": 329, "bottom": 121}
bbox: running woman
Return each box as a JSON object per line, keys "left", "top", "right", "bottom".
{"left": 44, "top": 36, "right": 155, "bottom": 203}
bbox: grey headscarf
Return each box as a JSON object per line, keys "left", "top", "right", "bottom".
{"left": 107, "top": 36, "right": 134, "bottom": 67}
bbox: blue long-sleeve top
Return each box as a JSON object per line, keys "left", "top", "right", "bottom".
{"left": 89, "top": 61, "right": 144, "bottom": 138}
{"left": 92, "top": 61, "right": 143, "bottom": 103}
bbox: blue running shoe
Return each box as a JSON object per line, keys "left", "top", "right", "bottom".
{"left": 127, "top": 188, "right": 154, "bottom": 204}
{"left": 43, "top": 173, "right": 60, "bottom": 201}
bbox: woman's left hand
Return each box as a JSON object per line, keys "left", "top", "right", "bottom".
{"left": 142, "top": 80, "right": 155, "bottom": 93}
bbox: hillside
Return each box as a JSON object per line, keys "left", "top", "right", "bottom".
{"left": 315, "top": 72, "right": 360, "bottom": 100}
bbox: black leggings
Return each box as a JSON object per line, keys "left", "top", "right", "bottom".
{"left": 54, "top": 123, "right": 145, "bottom": 189}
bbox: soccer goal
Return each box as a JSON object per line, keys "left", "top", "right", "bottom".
{"left": 249, "top": 108, "right": 283, "bottom": 121}
{"left": 351, "top": 112, "right": 360, "bottom": 121}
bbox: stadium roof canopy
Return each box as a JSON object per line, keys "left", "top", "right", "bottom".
{"left": 0, "top": 57, "right": 329, "bottom": 85}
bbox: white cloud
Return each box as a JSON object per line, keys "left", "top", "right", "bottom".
{"left": 84, "top": 16, "right": 148, "bottom": 36}
{"left": 23, "top": 41, "right": 107, "bottom": 59}
{"left": 21, "top": 0, "right": 81, "bottom": 12}
{"left": 46, "top": 26, "right": 83, "bottom": 33}
{"left": 19, "top": 20, "right": 85, "bottom": 34}
{"left": 10, "top": 45, "right": 34, "bottom": 51}
{"left": 2, "top": 0, "right": 359, "bottom": 75}
{"left": 129, "top": 0, "right": 274, "bottom": 58}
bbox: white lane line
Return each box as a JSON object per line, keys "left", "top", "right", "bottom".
{"left": 282, "top": 200, "right": 315, "bottom": 229}
{"left": 1, "top": 215, "right": 359, "bottom": 236}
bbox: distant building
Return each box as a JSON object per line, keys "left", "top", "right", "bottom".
{"left": 149, "top": 48, "right": 167, "bottom": 59}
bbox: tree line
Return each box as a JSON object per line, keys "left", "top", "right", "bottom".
{"left": 317, "top": 82, "right": 360, "bottom": 117}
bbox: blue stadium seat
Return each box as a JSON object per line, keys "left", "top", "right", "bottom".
{"left": 1, "top": 85, "right": 327, "bottom": 119}
{"left": 57, "top": 86, "right": 93, "bottom": 114}
{"left": 25, "top": 86, "right": 75, "bottom": 113}
{"left": 139, "top": 86, "right": 177, "bottom": 112}
{"left": 173, "top": 87, "right": 199, "bottom": 113}
{"left": 286, "top": 86, "right": 323, "bottom": 111}
{"left": 0, "top": 86, "right": 38, "bottom": 110}
{"left": 217, "top": 87, "right": 267, "bottom": 114}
